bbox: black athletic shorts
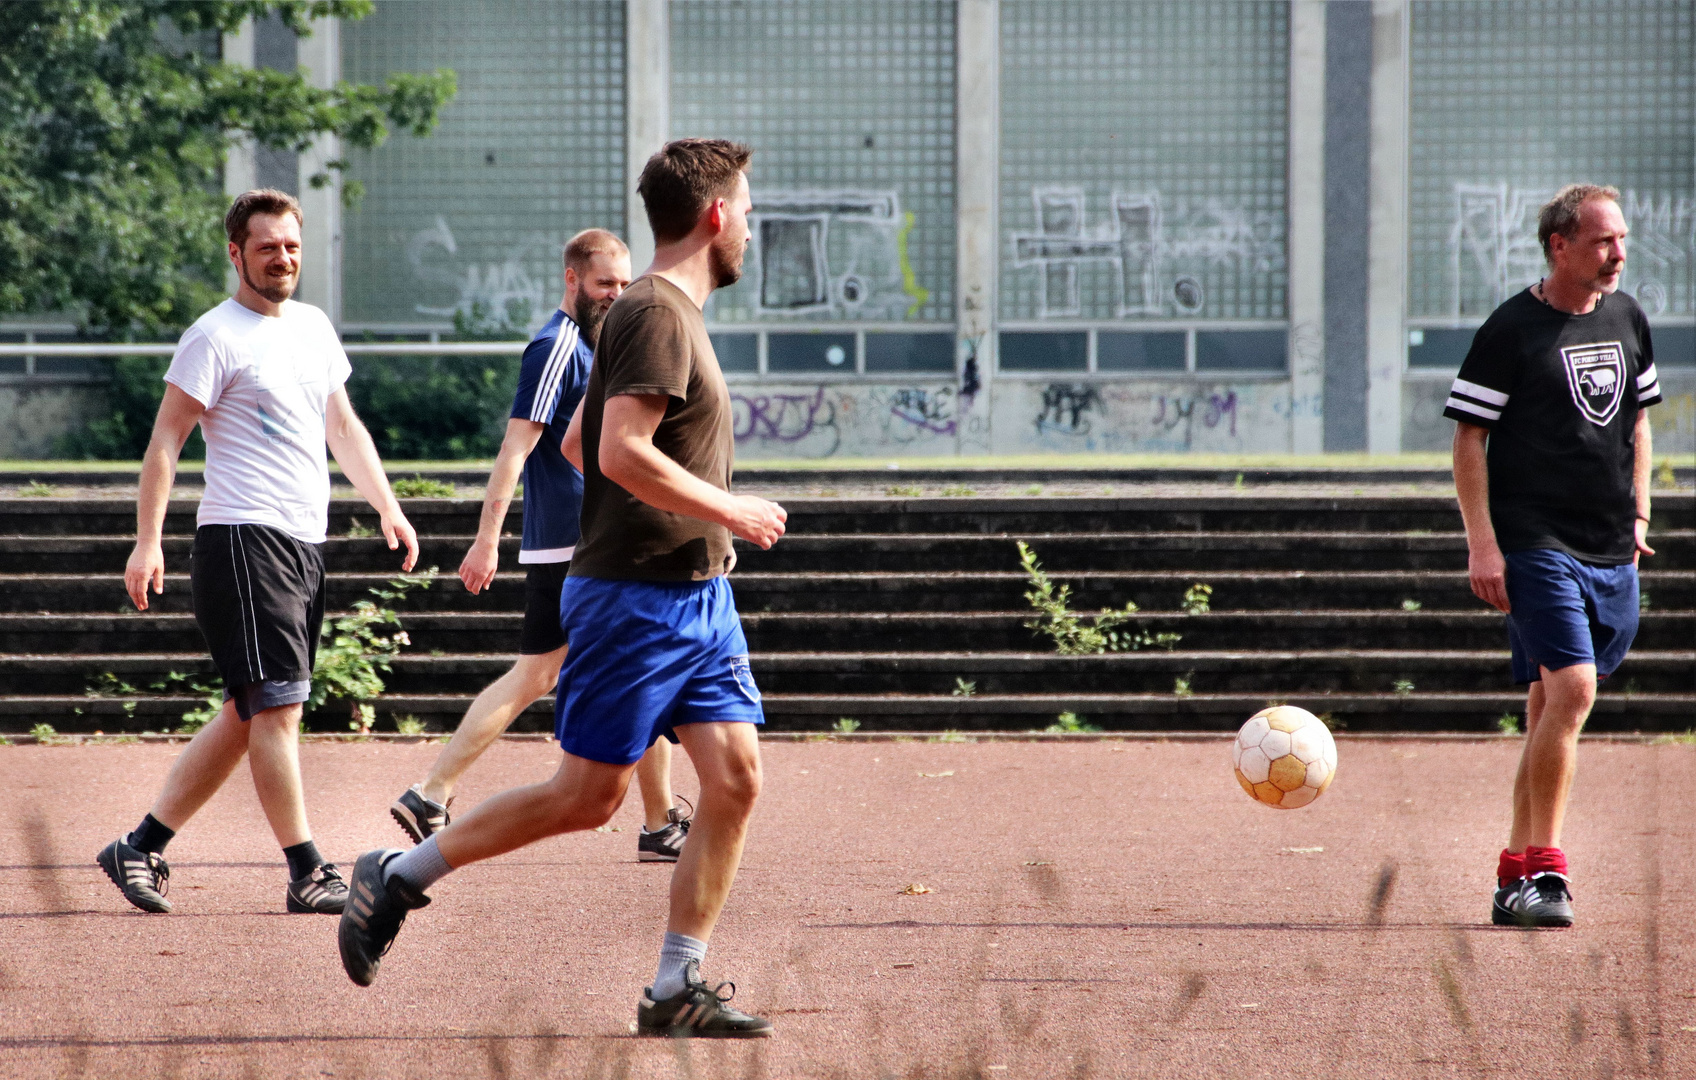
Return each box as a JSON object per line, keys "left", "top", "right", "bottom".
{"left": 190, "top": 524, "right": 326, "bottom": 721}
{"left": 519, "top": 561, "right": 572, "bottom": 655}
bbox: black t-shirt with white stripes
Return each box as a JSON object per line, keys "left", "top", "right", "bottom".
{"left": 1444, "top": 289, "right": 1662, "bottom": 564}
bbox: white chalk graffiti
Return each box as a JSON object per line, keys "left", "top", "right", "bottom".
{"left": 1449, "top": 184, "right": 1695, "bottom": 317}
{"left": 729, "top": 189, "right": 927, "bottom": 320}
{"left": 407, "top": 216, "right": 553, "bottom": 333}
{"left": 1009, "top": 187, "right": 1284, "bottom": 318}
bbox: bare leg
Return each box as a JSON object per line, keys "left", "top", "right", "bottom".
{"left": 433, "top": 752, "right": 635, "bottom": 868}
{"left": 247, "top": 702, "right": 311, "bottom": 849}
{"left": 1519, "top": 664, "right": 1596, "bottom": 850}
{"left": 419, "top": 647, "right": 565, "bottom": 805}
{"left": 1506, "top": 680, "right": 1547, "bottom": 854}
{"left": 636, "top": 738, "right": 677, "bottom": 831}
{"left": 666, "top": 722, "right": 762, "bottom": 942}
{"left": 148, "top": 699, "right": 251, "bottom": 831}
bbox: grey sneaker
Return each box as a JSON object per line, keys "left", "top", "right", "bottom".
{"left": 287, "top": 862, "right": 348, "bottom": 914}
{"left": 638, "top": 801, "right": 693, "bottom": 863}
{"left": 97, "top": 837, "right": 172, "bottom": 913}
{"left": 637, "top": 959, "right": 773, "bottom": 1039}
{"left": 390, "top": 785, "right": 451, "bottom": 844}
{"left": 1518, "top": 872, "right": 1574, "bottom": 928}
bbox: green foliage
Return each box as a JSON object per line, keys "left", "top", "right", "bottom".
{"left": 394, "top": 714, "right": 427, "bottom": 735}
{"left": 18, "top": 480, "right": 59, "bottom": 497}
{"left": 1497, "top": 713, "right": 1522, "bottom": 736}
{"left": 390, "top": 475, "right": 456, "bottom": 498}
{"left": 1401, "top": 598, "right": 1424, "bottom": 612}
{"left": 1017, "top": 541, "right": 1179, "bottom": 654}
{"left": 940, "top": 484, "right": 976, "bottom": 497}
{"left": 937, "top": 730, "right": 970, "bottom": 743}
{"left": 345, "top": 517, "right": 375, "bottom": 538}
{"left": 30, "top": 722, "right": 65, "bottom": 745}
{"left": 1654, "top": 458, "right": 1677, "bottom": 488}
{"left": 1172, "top": 672, "right": 1193, "bottom": 697}
{"left": 951, "top": 677, "right": 976, "bottom": 698}
{"left": 1392, "top": 679, "right": 1416, "bottom": 696}
{"left": 343, "top": 354, "right": 519, "bottom": 460}
{"left": 832, "top": 717, "right": 861, "bottom": 734}
{"left": 1181, "top": 583, "right": 1212, "bottom": 615}
{"left": 1023, "top": 484, "right": 1043, "bottom": 496}
{"left": 56, "top": 355, "right": 208, "bottom": 460}
{"left": 1318, "top": 711, "right": 1343, "bottom": 732}
{"left": 309, "top": 568, "right": 434, "bottom": 724}
{"left": 885, "top": 484, "right": 923, "bottom": 497}
{"left": 1638, "top": 591, "right": 1650, "bottom": 612}
{"left": 1045, "top": 711, "right": 1100, "bottom": 734}
{"left": 1651, "top": 729, "right": 1695, "bottom": 746}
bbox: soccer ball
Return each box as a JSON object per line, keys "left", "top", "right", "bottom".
{"left": 1231, "top": 706, "right": 1337, "bottom": 809}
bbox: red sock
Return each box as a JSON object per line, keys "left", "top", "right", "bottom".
{"left": 1524, "top": 845, "right": 1568, "bottom": 878}
{"left": 1497, "top": 849, "right": 1526, "bottom": 886}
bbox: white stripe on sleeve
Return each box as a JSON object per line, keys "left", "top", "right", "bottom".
{"left": 1450, "top": 378, "right": 1509, "bottom": 406}
{"left": 529, "top": 323, "right": 580, "bottom": 424}
{"left": 1445, "top": 396, "right": 1501, "bottom": 422}
{"left": 1635, "top": 364, "right": 1658, "bottom": 389}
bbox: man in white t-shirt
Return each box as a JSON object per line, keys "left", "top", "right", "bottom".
{"left": 97, "top": 188, "right": 420, "bottom": 916}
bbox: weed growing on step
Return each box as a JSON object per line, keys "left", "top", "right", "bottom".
{"left": 1017, "top": 541, "right": 1180, "bottom": 654}
{"left": 1639, "top": 591, "right": 1650, "bottom": 612}
{"left": 1401, "top": 598, "right": 1423, "bottom": 612}
{"left": 30, "top": 723, "right": 67, "bottom": 745}
{"left": 1173, "top": 672, "right": 1194, "bottom": 697}
{"left": 394, "top": 714, "right": 427, "bottom": 736}
{"left": 833, "top": 717, "right": 861, "bottom": 734}
{"left": 391, "top": 475, "right": 456, "bottom": 498}
{"left": 1497, "top": 713, "right": 1522, "bottom": 736}
{"left": 886, "top": 484, "right": 923, "bottom": 497}
{"left": 345, "top": 517, "right": 376, "bottom": 539}
{"left": 18, "top": 480, "right": 59, "bottom": 497}
{"left": 1024, "top": 484, "right": 1043, "bottom": 496}
{"left": 311, "top": 568, "right": 437, "bottom": 730}
{"left": 940, "top": 484, "right": 976, "bottom": 497}
{"left": 1654, "top": 458, "right": 1677, "bottom": 488}
{"left": 1045, "top": 711, "right": 1100, "bottom": 734}
{"left": 1233, "top": 473, "right": 1245, "bottom": 490}
{"left": 1181, "top": 583, "right": 1212, "bottom": 615}
{"left": 1392, "top": 679, "right": 1416, "bottom": 696}
{"left": 1651, "top": 729, "right": 1695, "bottom": 745}
{"left": 951, "top": 678, "right": 977, "bottom": 698}
{"left": 937, "top": 730, "right": 970, "bottom": 743}
{"left": 1318, "top": 711, "right": 1344, "bottom": 732}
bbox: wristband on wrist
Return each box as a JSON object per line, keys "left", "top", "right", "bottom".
{"left": 1636, "top": 514, "right": 1651, "bottom": 524}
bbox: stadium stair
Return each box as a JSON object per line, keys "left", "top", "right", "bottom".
{"left": 1, "top": 488, "right": 1691, "bottom": 734}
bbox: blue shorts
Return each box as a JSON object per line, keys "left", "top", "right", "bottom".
{"left": 553, "top": 575, "right": 763, "bottom": 766}
{"left": 1503, "top": 549, "right": 1639, "bottom": 685}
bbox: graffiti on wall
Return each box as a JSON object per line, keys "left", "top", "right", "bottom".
{"left": 737, "top": 190, "right": 930, "bottom": 320}
{"left": 1449, "top": 184, "right": 1695, "bottom": 317}
{"left": 730, "top": 382, "right": 963, "bottom": 459}
{"left": 1033, "top": 383, "right": 1102, "bottom": 438}
{"left": 1009, "top": 187, "right": 1284, "bottom": 318}
{"left": 407, "top": 216, "right": 552, "bottom": 334}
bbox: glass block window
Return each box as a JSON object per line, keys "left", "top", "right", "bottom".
{"left": 341, "top": 2, "right": 626, "bottom": 331}
{"left": 1408, "top": 1, "right": 1696, "bottom": 321}
{"left": 672, "top": 1, "right": 956, "bottom": 325}
{"left": 999, "top": 2, "right": 1289, "bottom": 323}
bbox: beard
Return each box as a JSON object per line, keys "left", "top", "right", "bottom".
{"left": 240, "top": 254, "right": 297, "bottom": 303}
{"left": 707, "top": 231, "right": 746, "bottom": 289}
{"left": 573, "top": 290, "right": 611, "bottom": 347}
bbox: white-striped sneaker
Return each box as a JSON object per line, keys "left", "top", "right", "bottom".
{"left": 287, "top": 862, "right": 348, "bottom": 914}
{"left": 97, "top": 837, "right": 172, "bottom": 913}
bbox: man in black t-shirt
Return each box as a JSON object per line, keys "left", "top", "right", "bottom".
{"left": 1446, "top": 184, "right": 1662, "bottom": 930}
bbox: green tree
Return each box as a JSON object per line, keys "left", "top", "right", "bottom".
{"left": 0, "top": 1, "right": 455, "bottom": 340}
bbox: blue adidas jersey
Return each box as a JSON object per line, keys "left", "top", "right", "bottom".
{"left": 510, "top": 309, "right": 593, "bottom": 562}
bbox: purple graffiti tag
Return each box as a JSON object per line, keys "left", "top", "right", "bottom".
{"left": 887, "top": 387, "right": 956, "bottom": 436}
{"left": 1203, "top": 390, "right": 1239, "bottom": 436}
{"left": 730, "top": 386, "right": 841, "bottom": 455}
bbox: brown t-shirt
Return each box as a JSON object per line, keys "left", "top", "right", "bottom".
{"left": 570, "top": 275, "right": 737, "bottom": 581}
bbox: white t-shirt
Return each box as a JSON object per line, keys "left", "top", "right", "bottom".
{"left": 165, "top": 298, "right": 352, "bottom": 544}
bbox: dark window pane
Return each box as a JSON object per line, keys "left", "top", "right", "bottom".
{"left": 999, "top": 331, "right": 1086, "bottom": 371}
{"left": 865, "top": 332, "right": 954, "bottom": 373}
{"left": 1097, "top": 331, "right": 1186, "bottom": 372}
{"left": 709, "top": 332, "right": 758, "bottom": 374}
{"left": 33, "top": 356, "right": 110, "bottom": 376}
{"left": 1194, "top": 329, "right": 1287, "bottom": 372}
{"left": 767, "top": 332, "right": 855, "bottom": 374}
{"left": 1651, "top": 325, "right": 1694, "bottom": 367}
{"left": 1406, "top": 327, "right": 1476, "bottom": 369}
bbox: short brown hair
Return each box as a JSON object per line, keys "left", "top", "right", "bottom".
{"left": 637, "top": 138, "right": 753, "bottom": 244}
{"left": 563, "top": 228, "right": 629, "bottom": 274}
{"left": 1538, "top": 183, "right": 1620, "bottom": 263}
{"left": 224, "top": 188, "right": 303, "bottom": 248}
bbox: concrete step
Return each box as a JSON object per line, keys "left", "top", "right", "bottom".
{"left": 12, "top": 569, "right": 1690, "bottom": 615}
{"left": 4, "top": 609, "right": 1689, "bottom": 656}
{"left": 8, "top": 689, "right": 1691, "bottom": 736}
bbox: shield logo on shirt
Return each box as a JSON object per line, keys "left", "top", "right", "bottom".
{"left": 1560, "top": 342, "right": 1626, "bottom": 427}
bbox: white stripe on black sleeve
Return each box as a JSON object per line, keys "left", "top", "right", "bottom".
{"left": 1444, "top": 396, "right": 1502, "bottom": 422}
{"left": 1635, "top": 363, "right": 1658, "bottom": 389}
{"left": 1450, "top": 377, "right": 1509, "bottom": 406}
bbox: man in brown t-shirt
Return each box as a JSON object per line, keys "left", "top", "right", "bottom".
{"left": 337, "top": 140, "right": 787, "bottom": 1040}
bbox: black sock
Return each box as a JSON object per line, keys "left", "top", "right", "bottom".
{"left": 128, "top": 814, "right": 175, "bottom": 856}
{"left": 282, "top": 840, "right": 323, "bottom": 880}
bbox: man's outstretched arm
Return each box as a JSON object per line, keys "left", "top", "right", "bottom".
{"left": 326, "top": 389, "right": 418, "bottom": 571}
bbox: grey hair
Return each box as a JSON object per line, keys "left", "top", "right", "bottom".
{"left": 1537, "top": 183, "right": 1621, "bottom": 264}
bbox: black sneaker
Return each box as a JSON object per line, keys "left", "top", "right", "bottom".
{"left": 287, "top": 862, "right": 348, "bottom": 914}
{"left": 1491, "top": 878, "right": 1525, "bottom": 926}
{"left": 637, "top": 959, "right": 773, "bottom": 1039}
{"left": 338, "top": 849, "right": 430, "bottom": 987}
{"left": 97, "top": 837, "right": 172, "bottom": 913}
{"left": 638, "top": 800, "right": 693, "bottom": 863}
{"left": 390, "top": 785, "right": 451, "bottom": 845}
{"left": 1519, "top": 872, "right": 1574, "bottom": 928}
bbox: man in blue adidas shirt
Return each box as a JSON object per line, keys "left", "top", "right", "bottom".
{"left": 389, "top": 230, "right": 692, "bottom": 864}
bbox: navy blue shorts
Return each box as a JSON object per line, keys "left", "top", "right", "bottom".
{"left": 553, "top": 575, "right": 763, "bottom": 766}
{"left": 1503, "top": 549, "right": 1639, "bottom": 685}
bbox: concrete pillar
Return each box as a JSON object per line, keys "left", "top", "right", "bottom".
{"left": 221, "top": 21, "right": 256, "bottom": 295}
{"left": 1287, "top": 1, "right": 1326, "bottom": 455}
{"left": 1365, "top": 0, "right": 1407, "bottom": 454}
{"left": 626, "top": 0, "right": 670, "bottom": 273}
{"left": 1323, "top": 0, "right": 1372, "bottom": 452}
{"left": 296, "top": 17, "right": 342, "bottom": 323}
{"left": 955, "top": 0, "right": 998, "bottom": 453}
{"left": 253, "top": 13, "right": 301, "bottom": 195}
